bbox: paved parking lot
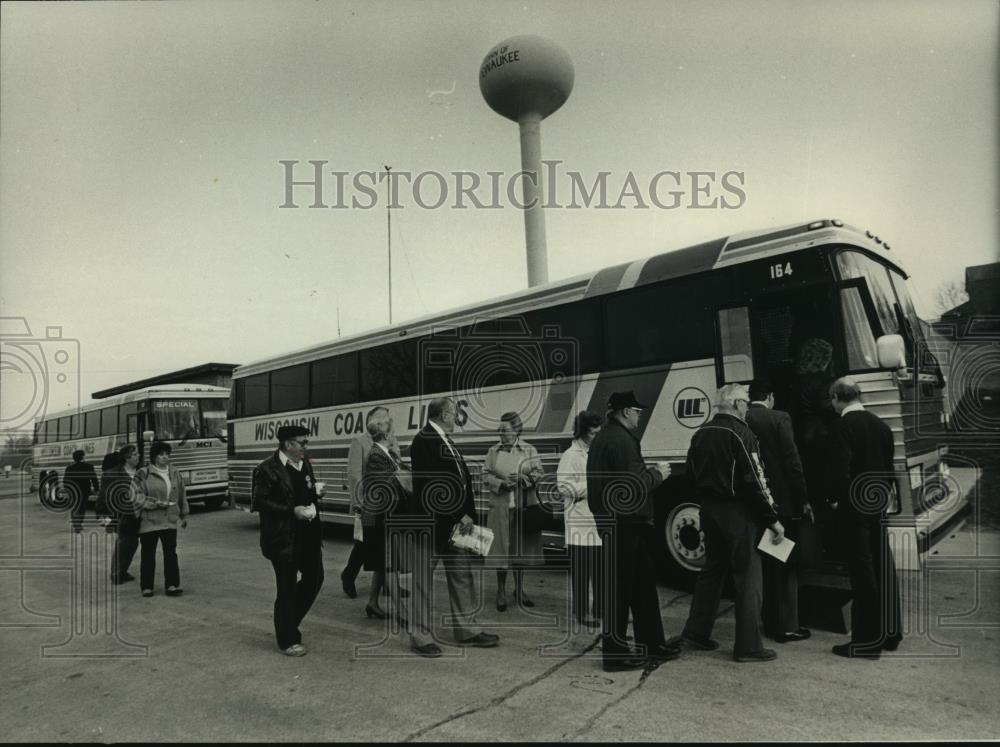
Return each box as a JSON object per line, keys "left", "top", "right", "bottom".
{"left": 1, "top": 490, "right": 998, "bottom": 742}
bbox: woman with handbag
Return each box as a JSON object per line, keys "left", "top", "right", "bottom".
{"left": 483, "top": 411, "right": 545, "bottom": 611}
{"left": 131, "top": 441, "right": 189, "bottom": 597}
{"left": 361, "top": 412, "right": 411, "bottom": 623}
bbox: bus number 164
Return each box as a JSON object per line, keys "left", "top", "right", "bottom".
{"left": 769, "top": 261, "right": 794, "bottom": 279}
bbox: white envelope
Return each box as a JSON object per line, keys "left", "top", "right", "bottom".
{"left": 757, "top": 529, "right": 795, "bottom": 563}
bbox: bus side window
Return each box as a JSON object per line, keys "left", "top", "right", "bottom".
{"left": 717, "top": 306, "right": 755, "bottom": 383}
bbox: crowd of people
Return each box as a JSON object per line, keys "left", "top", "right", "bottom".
{"left": 251, "top": 374, "right": 901, "bottom": 668}
{"left": 51, "top": 362, "right": 902, "bottom": 669}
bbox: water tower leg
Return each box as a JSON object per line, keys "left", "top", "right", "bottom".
{"left": 518, "top": 113, "right": 549, "bottom": 287}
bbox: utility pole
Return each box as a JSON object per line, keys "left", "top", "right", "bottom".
{"left": 385, "top": 165, "right": 393, "bottom": 325}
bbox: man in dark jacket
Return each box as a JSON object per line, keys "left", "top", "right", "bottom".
{"left": 677, "top": 384, "right": 785, "bottom": 663}
{"left": 829, "top": 377, "right": 902, "bottom": 658}
{"left": 587, "top": 391, "right": 675, "bottom": 672}
{"left": 252, "top": 425, "right": 324, "bottom": 656}
{"left": 745, "top": 381, "right": 812, "bottom": 643}
{"left": 407, "top": 397, "right": 498, "bottom": 657}
{"left": 97, "top": 444, "right": 142, "bottom": 584}
{"left": 64, "top": 450, "right": 99, "bottom": 532}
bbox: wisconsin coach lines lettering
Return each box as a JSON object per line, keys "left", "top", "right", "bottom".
{"left": 255, "top": 417, "right": 321, "bottom": 441}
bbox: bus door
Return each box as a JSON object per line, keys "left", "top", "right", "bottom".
{"left": 126, "top": 412, "right": 147, "bottom": 460}
{"left": 715, "top": 284, "right": 840, "bottom": 408}
{"left": 715, "top": 284, "right": 842, "bottom": 559}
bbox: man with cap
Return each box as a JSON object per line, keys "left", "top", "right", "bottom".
{"left": 587, "top": 390, "right": 676, "bottom": 671}
{"left": 252, "top": 424, "right": 325, "bottom": 656}
{"left": 675, "top": 383, "right": 785, "bottom": 663}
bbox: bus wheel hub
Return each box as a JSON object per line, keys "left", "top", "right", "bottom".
{"left": 666, "top": 503, "right": 705, "bottom": 571}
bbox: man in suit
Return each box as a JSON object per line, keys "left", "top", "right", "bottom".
{"left": 829, "top": 377, "right": 903, "bottom": 658}
{"left": 587, "top": 390, "right": 676, "bottom": 672}
{"left": 340, "top": 405, "right": 401, "bottom": 599}
{"left": 252, "top": 425, "right": 325, "bottom": 657}
{"left": 676, "top": 383, "right": 785, "bottom": 663}
{"left": 64, "top": 449, "right": 99, "bottom": 533}
{"left": 407, "top": 397, "right": 499, "bottom": 657}
{"left": 745, "top": 380, "right": 813, "bottom": 643}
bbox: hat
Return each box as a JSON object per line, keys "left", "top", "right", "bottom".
{"left": 276, "top": 425, "right": 310, "bottom": 442}
{"left": 607, "top": 390, "right": 647, "bottom": 411}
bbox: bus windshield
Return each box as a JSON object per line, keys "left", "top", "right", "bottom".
{"left": 152, "top": 398, "right": 227, "bottom": 440}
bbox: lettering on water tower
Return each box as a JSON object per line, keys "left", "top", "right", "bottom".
{"left": 480, "top": 45, "right": 521, "bottom": 79}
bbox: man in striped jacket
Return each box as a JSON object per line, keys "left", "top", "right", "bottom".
{"left": 674, "top": 383, "right": 786, "bottom": 663}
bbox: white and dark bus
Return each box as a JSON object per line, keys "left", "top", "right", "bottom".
{"left": 34, "top": 384, "right": 231, "bottom": 509}
{"left": 227, "top": 219, "right": 970, "bottom": 584}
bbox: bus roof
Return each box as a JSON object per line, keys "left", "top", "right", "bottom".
{"left": 36, "top": 384, "right": 230, "bottom": 425}
{"left": 235, "top": 218, "right": 905, "bottom": 378}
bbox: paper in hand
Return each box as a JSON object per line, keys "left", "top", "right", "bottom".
{"left": 757, "top": 528, "right": 795, "bottom": 563}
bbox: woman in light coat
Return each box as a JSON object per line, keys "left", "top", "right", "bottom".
{"left": 483, "top": 411, "right": 545, "bottom": 611}
{"left": 132, "top": 441, "right": 189, "bottom": 597}
{"left": 556, "top": 411, "right": 604, "bottom": 629}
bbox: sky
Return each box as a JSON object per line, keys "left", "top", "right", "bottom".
{"left": 1, "top": 0, "right": 997, "bottom": 432}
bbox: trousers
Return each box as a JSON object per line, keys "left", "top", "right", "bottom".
{"left": 270, "top": 544, "right": 324, "bottom": 650}
{"left": 683, "top": 498, "right": 764, "bottom": 656}
{"left": 112, "top": 524, "right": 140, "bottom": 581}
{"left": 139, "top": 529, "right": 179, "bottom": 591}
{"left": 569, "top": 544, "right": 602, "bottom": 622}
{"left": 407, "top": 534, "right": 481, "bottom": 647}
{"left": 600, "top": 523, "right": 665, "bottom": 661}
{"left": 843, "top": 513, "right": 902, "bottom": 650}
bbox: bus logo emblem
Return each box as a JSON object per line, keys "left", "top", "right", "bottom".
{"left": 673, "top": 387, "right": 710, "bottom": 428}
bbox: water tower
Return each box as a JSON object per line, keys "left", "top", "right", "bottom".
{"left": 480, "top": 35, "right": 574, "bottom": 287}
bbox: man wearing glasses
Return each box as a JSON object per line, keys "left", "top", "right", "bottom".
{"left": 587, "top": 390, "right": 676, "bottom": 671}
{"left": 675, "top": 383, "right": 785, "bottom": 663}
{"left": 252, "top": 425, "right": 325, "bottom": 656}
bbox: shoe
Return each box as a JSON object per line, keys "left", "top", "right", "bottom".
{"left": 734, "top": 648, "right": 777, "bottom": 662}
{"left": 412, "top": 642, "right": 442, "bottom": 658}
{"left": 514, "top": 592, "right": 535, "bottom": 608}
{"left": 461, "top": 632, "right": 499, "bottom": 648}
{"left": 73, "top": 527, "right": 83, "bottom": 534}
{"left": 340, "top": 570, "right": 358, "bottom": 599}
{"left": 123, "top": 572, "right": 135, "bottom": 582}
{"left": 832, "top": 642, "right": 880, "bottom": 659}
{"left": 578, "top": 616, "right": 601, "bottom": 630}
{"left": 110, "top": 575, "right": 128, "bottom": 586}
{"left": 141, "top": 589, "right": 153, "bottom": 598}
{"left": 603, "top": 656, "right": 646, "bottom": 672}
{"left": 774, "top": 628, "right": 811, "bottom": 643}
{"left": 165, "top": 587, "right": 183, "bottom": 597}
{"left": 668, "top": 632, "right": 720, "bottom": 651}
{"left": 882, "top": 637, "right": 902, "bottom": 652}
{"left": 496, "top": 591, "right": 507, "bottom": 612}
{"left": 282, "top": 643, "right": 307, "bottom": 657}
{"left": 365, "top": 604, "right": 388, "bottom": 620}
{"left": 647, "top": 642, "right": 682, "bottom": 662}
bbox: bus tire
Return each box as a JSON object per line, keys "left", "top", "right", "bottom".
{"left": 203, "top": 496, "right": 226, "bottom": 510}
{"left": 654, "top": 490, "right": 705, "bottom": 592}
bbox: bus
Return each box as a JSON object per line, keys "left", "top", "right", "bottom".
{"left": 227, "top": 219, "right": 971, "bottom": 585}
{"left": 33, "top": 384, "right": 231, "bottom": 509}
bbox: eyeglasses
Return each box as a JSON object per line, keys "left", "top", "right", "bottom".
{"left": 290, "top": 439, "right": 309, "bottom": 447}
{"left": 734, "top": 399, "right": 749, "bottom": 407}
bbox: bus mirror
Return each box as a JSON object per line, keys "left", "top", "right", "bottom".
{"left": 876, "top": 334, "right": 906, "bottom": 369}
{"left": 142, "top": 429, "right": 155, "bottom": 444}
